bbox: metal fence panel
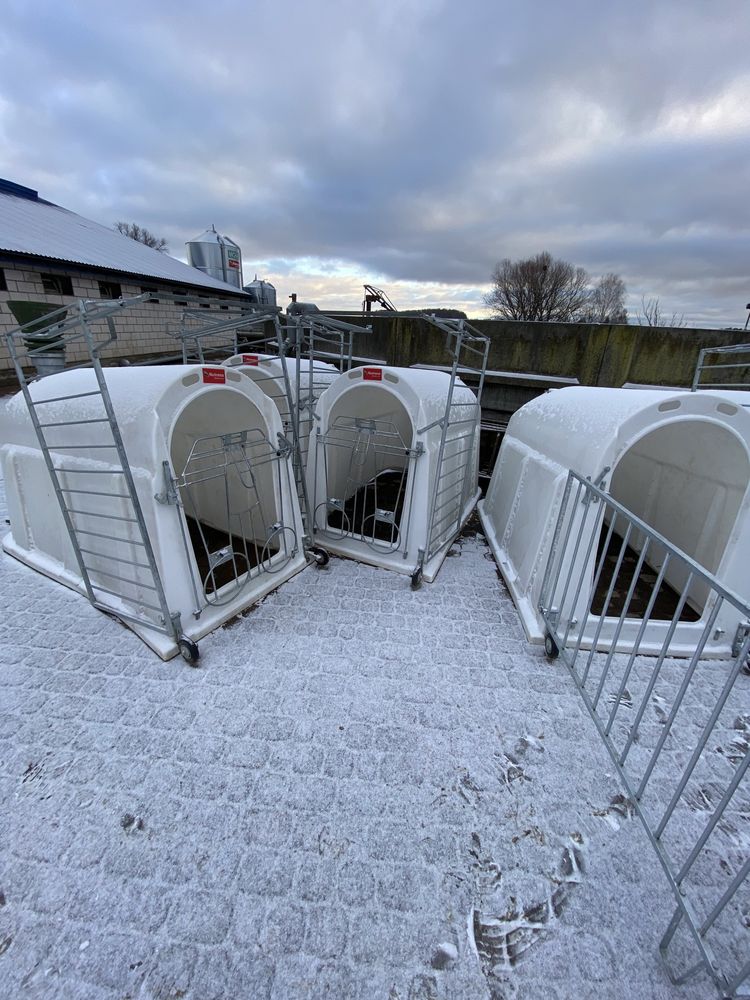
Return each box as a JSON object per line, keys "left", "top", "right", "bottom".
{"left": 539, "top": 471, "right": 750, "bottom": 998}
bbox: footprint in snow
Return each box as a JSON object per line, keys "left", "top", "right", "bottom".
{"left": 470, "top": 833, "right": 586, "bottom": 989}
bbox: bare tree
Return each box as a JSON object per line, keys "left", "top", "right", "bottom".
{"left": 636, "top": 296, "right": 686, "bottom": 328}
{"left": 580, "top": 273, "right": 628, "bottom": 324}
{"left": 114, "top": 221, "right": 169, "bottom": 253}
{"left": 484, "top": 252, "right": 590, "bottom": 322}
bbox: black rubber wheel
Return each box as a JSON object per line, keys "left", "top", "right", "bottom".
{"left": 544, "top": 632, "right": 560, "bottom": 660}
{"left": 410, "top": 567, "right": 423, "bottom": 590}
{"left": 309, "top": 545, "right": 330, "bottom": 568}
{"left": 178, "top": 636, "right": 200, "bottom": 667}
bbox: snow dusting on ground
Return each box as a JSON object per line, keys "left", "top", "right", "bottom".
{"left": 0, "top": 389, "right": 746, "bottom": 998}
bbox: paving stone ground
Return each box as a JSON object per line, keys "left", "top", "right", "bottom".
{"left": 0, "top": 411, "right": 746, "bottom": 999}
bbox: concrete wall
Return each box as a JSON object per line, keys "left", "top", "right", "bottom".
{"left": 341, "top": 314, "right": 750, "bottom": 390}
{"left": 3, "top": 273, "right": 748, "bottom": 393}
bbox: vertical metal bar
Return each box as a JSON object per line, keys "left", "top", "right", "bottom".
{"left": 619, "top": 556, "right": 687, "bottom": 765}
{"left": 635, "top": 597, "right": 722, "bottom": 802}
{"left": 676, "top": 741, "right": 750, "bottom": 885}
{"left": 274, "top": 316, "right": 311, "bottom": 539}
{"left": 605, "top": 550, "right": 668, "bottom": 738}
{"left": 659, "top": 902, "right": 707, "bottom": 989}
{"left": 171, "top": 479, "right": 204, "bottom": 615}
{"left": 557, "top": 485, "right": 602, "bottom": 647}
{"left": 3, "top": 328, "right": 98, "bottom": 605}
{"left": 83, "top": 311, "right": 178, "bottom": 638}
{"left": 655, "top": 633, "right": 749, "bottom": 841}
{"left": 552, "top": 479, "right": 589, "bottom": 631}
{"left": 691, "top": 347, "right": 708, "bottom": 391}
{"left": 538, "top": 472, "right": 577, "bottom": 614}
{"left": 423, "top": 347, "right": 458, "bottom": 566}
{"left": 565, "top": 500, "right": 613, "bottom": 665}
{"left": 453, "top": 330, "right": 484, "bottom": 513}
{"left": 223, "top": 460, "right": 240, "bottom": 587}
{"left": 582, "top": 519, "right": 631, "bottom": 686}
{"left": 592, "top": 536, "right": 651, "bottom": 712}
{"left": 701, "top": 854, "right": 750, "bottom": 936}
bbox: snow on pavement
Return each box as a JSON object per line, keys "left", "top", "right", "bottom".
{"left": 0, "top": 431, "right": 745, "bottom": 998}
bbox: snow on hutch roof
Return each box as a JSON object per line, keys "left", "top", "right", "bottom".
{"left": 0, "top": 179, "right": 246, "bottom": 295}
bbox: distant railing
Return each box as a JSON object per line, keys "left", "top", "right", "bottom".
{"left": 692, "top": 343, "right": 750, "bottom": 392}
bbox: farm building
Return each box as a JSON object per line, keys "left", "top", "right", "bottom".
{"left": 0, "top": 178, "right": 248, "bottom": 381}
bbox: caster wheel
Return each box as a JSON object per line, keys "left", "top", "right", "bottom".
{"left": 544, "top": 632, "right": 560, "bottom": 660}
{"left": 410, "top": 568, "right": 423, "bottom": 590}
{"left": 309, "top": 545, "right": 330, "bottom": 567}
{"left": 178, "top": 636, "right": 200, "bottom": 667}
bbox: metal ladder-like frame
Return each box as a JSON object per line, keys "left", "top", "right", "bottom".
{"left": 4, "top": 297, "right": 187, "bottom": 654}
{"left": 418, "top": 317, "right": 489, "bottom": 582}
{"left": 273, "top": 312, "right": 369, "bottom": 543}
{"left": 173, "top": 306, "right": 369, "bottom": 549}
{"left": 314, "top": 415, "right": 422, "bottom": 556}
{"left": 177, "top": 305, "right": 280, "bottom": 364}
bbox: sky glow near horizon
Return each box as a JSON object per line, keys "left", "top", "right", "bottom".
{"left": 0, "top": 0, "right": 748, "bottom": 326}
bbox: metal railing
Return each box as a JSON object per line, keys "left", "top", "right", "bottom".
{"left": 168, "top": 427, "right": 299, "bottom": 609}
{"left": 4, "top": 296, "right": 183, "bottom": 646}
{"left": 313, "top": 416, "right": 422, "bottom": 555}
{"left": 692, "top": 343, "right": 750, "bottom": 392}
{"left": 174, "top": 307, "right": 371, "bottom": 542}
{"left": 419, "top": 316, "right": 489, "bottom": 575}
{"left": 539, "top": 471, "right": 750, "bottom": 998}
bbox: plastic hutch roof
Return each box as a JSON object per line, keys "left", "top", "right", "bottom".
{"left": 0, "top": 365, "right": 306, "bottom": 658}
{"left": 478, "top": 385, "right": 750, "bottom": 655}
{"left": 309, "top": 365, "right": 481, "bottom": 583}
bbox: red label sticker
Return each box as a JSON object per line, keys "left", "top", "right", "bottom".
{"left": 228, "top": 258, "right": 240, "bottom": 268}
{"left": 242, "top": 354, "right": 260, "bottom": 365}
{"left": 363, "top": 367, "right": 382, "bottom": 381}
{"left": 202, "top": 367, "right": 226, "bottom": 384}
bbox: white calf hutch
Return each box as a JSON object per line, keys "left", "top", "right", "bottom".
{"left": 223, "top": 352, "right": 339, "bottom": 479}
{"left": 478, "top": 386, "right": 750, "bottom": 658}
{"left": 309, "top": 365, "right": 482, "bottom": 584}
{"left": 0, "top": 365, "right": 306, "bottom": 660}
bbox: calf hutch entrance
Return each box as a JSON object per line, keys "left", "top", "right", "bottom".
{"left": 223, "top": 352, "right": 339, "bottom": 509}
{"left": 479, "top": 386, "right": 750, "bottom": 658}
{"left": 0, "top": 365, "right": 305, "bottom": 660}
{"left": 309, "top": 366, "right": 482, "bottom": 584}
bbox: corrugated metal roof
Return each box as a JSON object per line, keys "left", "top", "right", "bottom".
{"left": 0, "top": 189, "right": 246, "bottom": 295}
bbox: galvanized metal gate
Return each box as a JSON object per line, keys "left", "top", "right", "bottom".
{"left": 175, "top": 306, "right": 369, "bottom": 548}
{"left": 539, "top": 470, "right": 750, "bottom": 998}
{"left": 163, "top": 427, "right": 299, "bottom": 610}
{"left": 313, "top": 415, "right": 422, "bottom": 556}
{"left": 178, "top": 305, "right": 278, "bottom": 365}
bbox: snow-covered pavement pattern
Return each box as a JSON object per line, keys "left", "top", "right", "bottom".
{"left": 0, "top": 421, "right": 746, "bottom": 997}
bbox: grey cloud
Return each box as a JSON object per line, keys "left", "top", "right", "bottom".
{"left": 0, "top": 0, "right": 748, "bottom": 323}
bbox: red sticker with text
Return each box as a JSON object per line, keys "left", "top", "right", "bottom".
{"left": 202, "top": 367, "right": 226, "bottom": 384}
{"left": 242, "top": 354, "right": 260, "bottom": 365}
{"left": 363, "top": 367, "right": 382, "bottom": 381}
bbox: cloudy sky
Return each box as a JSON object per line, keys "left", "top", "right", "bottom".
{"left": 1, "top": 0, "right": 748, "bottom": 326}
